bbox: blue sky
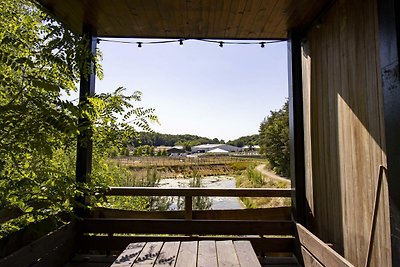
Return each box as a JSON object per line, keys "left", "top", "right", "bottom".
{"left": 95, "top": 39, "right": 288, "bottom": 141}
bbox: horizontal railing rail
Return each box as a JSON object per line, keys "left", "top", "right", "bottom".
{"left": 90, "top": 206, "right": 292, "bottom": 220}
{"left": 82, "top": 218, "right": 294, "bottom": 235}
{"left": 105, "top": 187, "right": 293, "bottom": 197}
{"left": 102, "top": 187, "right": 292, "bottom": 220}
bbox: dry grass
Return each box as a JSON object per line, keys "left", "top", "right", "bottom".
{"left": 236, "top": 164, "right": 291, "bottom": 208}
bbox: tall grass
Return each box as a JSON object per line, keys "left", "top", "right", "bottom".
{"left": 236, "top": 164, "right": 291, "bottom": 208}
{"left": 177, "top": 170, "right": 212, "bottom": 210}
{"left": 104, "top": 167, "right": 172, "bottom": 211}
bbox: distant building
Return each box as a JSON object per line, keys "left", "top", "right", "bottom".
{"left": 206, "top": 148, "right": 230, "bottom": 155}
{"left": 191, "top": 144, "right": 240, "bottom": 153}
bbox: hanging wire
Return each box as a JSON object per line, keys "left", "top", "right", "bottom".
{"left": 97, "top": 38, "right": 284, "bottom": 48}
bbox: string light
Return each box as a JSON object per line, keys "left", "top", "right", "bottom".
{"left": 97, "top": 38, "right": 284, "bottom": 48}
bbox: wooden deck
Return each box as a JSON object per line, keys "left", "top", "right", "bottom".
{"left": 110, "top": 240, "right": 260, "bottom": 267}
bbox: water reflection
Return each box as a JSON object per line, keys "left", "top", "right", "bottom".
{"left": 158, "top": 176, "right": 243, "bottom": 210}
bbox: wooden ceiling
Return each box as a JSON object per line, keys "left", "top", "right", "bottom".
{"left": 36, "top": 0, "right": 329, "bottom": 39}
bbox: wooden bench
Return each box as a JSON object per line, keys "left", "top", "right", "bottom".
{"left": 111, "top": 240, "right": 261, "bottom": 267}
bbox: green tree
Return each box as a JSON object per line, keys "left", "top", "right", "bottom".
{"left": 259, "top": 101, "right": 290, "bottom": 177}
{"left": 0, "top": 0, "right": 156, "bottom": 237}
{"left": 227, "top": 134, "right": 259, "bottom": 147}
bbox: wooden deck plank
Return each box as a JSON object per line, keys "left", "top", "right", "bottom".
{"left": 175, "top": 241, "right": 197, "bottom": 267}
{"left": 153, "top": 241, "right": 180, "bottom": 267}
{"left": 133, "top": 242, "right": 164, "bottom": 266}
{"left": 198, "top": 241, "right": 218, "bottom": 267}
{"left": 233, "top": 241, "right": 261, "bottom": 267}
{"left": 216, "top": 240, "right": 240, "bottom": 267}
{"left": 111, "top": 242, "right": 145, "bottom": 267}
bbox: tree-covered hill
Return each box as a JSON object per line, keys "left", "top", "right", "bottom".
{"left": 132, "top": 132, "right": 260, "bottom": 148}
{"left": 227, "top": 134, "right": 259, "bottom": 147}
{"left": 132, "top": 132, "right": 224, "bottom": 147}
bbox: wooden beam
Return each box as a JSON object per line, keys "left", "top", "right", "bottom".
{"left": 377, "top": 0, "right": 400, "bottom": 265}
{"left": 184, "top": 196, "right": 192, "bottom": 220}
{"left": 80, "top": 218, "right": 294, "bottom": 236}
{"left": 288, "top": 30, "right": 306, "bottom": 225}
{"left": 89, "top": 207, "right": 292, "bottom": 220}
{"left": 75, "top": 24, "right": 97, "bottom": 214}
{"left": 106, "top": 187, "right": 293, "bottom": 197}
{"left": 296, "top": 223, "right": 354, "bottom": 267}
{"left": 300, "top": 247, "right": 324, "bottom": 267}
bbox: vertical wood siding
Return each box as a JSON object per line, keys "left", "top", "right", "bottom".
{"left": 301, "top": 0, "right": 392, "bottom": 266}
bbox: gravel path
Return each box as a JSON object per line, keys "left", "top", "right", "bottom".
{"left": 255, "top": 164, "right": 291, "bottom": 183}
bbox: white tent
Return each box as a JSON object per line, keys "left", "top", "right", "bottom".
{"left": 206, "top": 148, "right": 229, "bottom": 154}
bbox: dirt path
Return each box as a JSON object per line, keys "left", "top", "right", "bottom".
{"left": 255, "top": 164, "right": 291, "bottom": 183}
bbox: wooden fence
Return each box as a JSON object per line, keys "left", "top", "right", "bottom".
{"left": 83, "top": 187, "right": 295, "bottom": 254}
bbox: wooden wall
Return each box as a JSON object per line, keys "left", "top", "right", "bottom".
{"left": 301, "top": 0, "right": 392, "bottom": 265}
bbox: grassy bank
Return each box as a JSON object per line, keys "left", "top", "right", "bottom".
{"left": 116, "top": 156, "right": 259, "bottom": 179}
{"left": 236, "top": 164, "right": 291, "bottom": 208}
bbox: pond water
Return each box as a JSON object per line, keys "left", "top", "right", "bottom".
{"left": 158, "top": 176, "right": 243, "bottom": 210}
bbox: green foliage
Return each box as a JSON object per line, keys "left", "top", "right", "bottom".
{"left": 133, "top": 145, "right": 156, "bottom": 156}
{"left": 106, "top": 168, "right": 172, "bottom": 211}
{"left": 259, "top": 101, "right": 290, "bottom": 177}
{"left": 245, "top": 165, "right": 264, "bottom": 187}
{"left": 0, "top": 0, "right": 157, "bottom": 237}
{"left": 235, "top": 164, "right": 290, "bottom": 208}
{"left": 228, "top": 161, "right": 253, "bottom": 172}
{"left": 133, "top": 132, "right": 221, "bottom": 147}
{"left": 227, "top": 134, "right": 259, "bottom": 147}
{"left": 176, "top": 170, "right": 212, "bottom": 210}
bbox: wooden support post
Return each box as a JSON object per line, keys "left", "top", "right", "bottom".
{"left": 185, "top": 196, "right": 193, "bottom": 220}
{"left": 377, "top": 0, "right": 400, "bottom": 265}
{"left": 75, "top": 24, "right": 97, "bottom": 216}
{"left": 288, "top": 30, "right": 306, "bottom": 225}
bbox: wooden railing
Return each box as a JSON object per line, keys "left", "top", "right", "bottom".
{"left": 296, "top": 223, "right": 355, "bottom": 267}
{"left": 82, "top": 187, "right": 295, "bottom": 254}
{"left": 105, "top": 187, "right": 291, "bottom": 220}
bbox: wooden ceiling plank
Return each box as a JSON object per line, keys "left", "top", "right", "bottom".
{"left": 221, "top": 0, "right": 234, "bottom": 38}
{"left": 199, "top": 0, "right": 210, "bottom": 38}
{"left": 186, "top": 0, "right": 202, "bottom": 38}
{"left": 154, "top": 0, "right": 172, "bottom": 37}
{"left": 253, "top": 0, "right": 278, "bottom": 39}
{"left": 37, "top": 0, "right": 330, "bottom": 39}
{"left": 240, "top": 0, "right": 265, "bottom": 39}
{"left": 225, "top": 0, "right": 247, "bottom": 38}
{"left": 138, "top": 0, "right": 159, "bottom": 38}
{"left": 263, "top": 0, "right": 289, "bottom": 38}
{"left": 208, "top": 0, "right": 223, "bottom": 39}
{"left": 101, "top": 0, "right": 134, "bottom": 37}
{"left": 245, "top": 1, "right": 263, "bottom": 39}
